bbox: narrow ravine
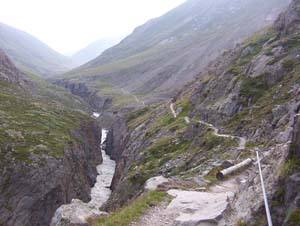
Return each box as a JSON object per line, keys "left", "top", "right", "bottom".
{"left": 51, "top": 122, "right": 116, "bottom": 226}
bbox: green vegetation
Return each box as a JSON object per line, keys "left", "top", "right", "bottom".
{"left": 286, "top": 209, "right": 300, "bottom": 226}
{"left": 240, "top": 75, "right": 268, "bottom": 104}
{"left": 127, "top": 107, "right": 150, "bottom": 121}
{"left": 238, "top": 29, "right": 275, "bottom": 66}
{"left": 226, "top": 66, "right": 242, "bottom": 76}
{"left": 128, "top": 136, "right": 192, "bottom": 185}
{"left": 0, "top": 80, "right": 90, "bottom": 164}
{"left": 280, "top": 35, "right": 300, "bottom": 50}
{"left": 282, "top": 156, "right": 300, "bottom": 176}
{"left": 227, "top": 63, "right": 298, "bottom": 147}
{"left": 236, "top": 219, "right": 247, "bottom": 226}
{"left": 92, "top": 191, "right": 167, "bottom": 226}
{"left": 282, "top": 59, "right": 295, "bottom": 71}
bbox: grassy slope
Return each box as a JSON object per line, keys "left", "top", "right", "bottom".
{"left": 0, "top": 23, "right": 74, "bottom": 76}
{"left": 91, "top": 191, "right": 167, "bottom": 226}
{"left": 0, "top": 77, "right": 92, "bottom": 165}
{"left": 58, "top": 0, "right": 289, "bottom": 109}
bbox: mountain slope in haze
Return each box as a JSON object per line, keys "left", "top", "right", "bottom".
{"left": 0, "top": 50, "right": 103, "bottom": 226}
{"left": 0, "top": 22, "right": 74, "bottom": 76}
{"left": 61, "top": 0, "right": 290, "bottom": 106}
{"left": 71, "top": 38, "right": 122, "bottom": 66}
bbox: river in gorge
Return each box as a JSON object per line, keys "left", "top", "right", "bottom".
{"left": 51, "top": 128, "right": 116, "bottom": 226}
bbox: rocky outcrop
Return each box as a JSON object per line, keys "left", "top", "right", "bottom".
{"left": 269, "top": 114, "right": 300, "bottom": 225}
{"left": 0, "top": 121, "right": 102, "bottom": 226}
{"left": 275, "top": 0, "right": 300, "bottom": 36}
{"left": 0, "top": 49, "right": 27, "bottom": 85}
{"left": 54, "top": 80, "right": 112, "bottom": 111}
{"left": 105, "top": 116, "right": 128, "bottom": 161}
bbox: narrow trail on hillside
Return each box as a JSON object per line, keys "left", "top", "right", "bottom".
{"left": 131, "top": 103, "right": 252, "bottom": 226}
{"left": 197, "top": 119, "right": 247, "bottom": 150}
{"left": 169, "top": 103, "right": 246, "bottom": 150}
{"left": 121, "top": 88, "right": 146, "bottom": 106}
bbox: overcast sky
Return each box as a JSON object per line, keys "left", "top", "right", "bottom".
{"left": 0, "top": 0, "right": 186, "bottom": 55}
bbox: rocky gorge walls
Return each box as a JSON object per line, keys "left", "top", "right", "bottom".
{"left": 51, "top": 129, "right": 116, "bottom": 226}
{"left": 0, "top": 121, "right": 102, "bottom": 226}
{"left": 54, "top": 80, "right": 112, "bottom": 112}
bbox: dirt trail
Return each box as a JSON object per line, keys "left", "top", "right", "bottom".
{"left": 131, "top": 104, "right": 250, "bottom": 226}
{"left": 130, "top": 175, "right": 248, "bottom": 226}
{"left": 197, "top": 119, "right": 246, "bottom": 150}
{"left": 169, "top": 103, "right": 246, "bottom": 150}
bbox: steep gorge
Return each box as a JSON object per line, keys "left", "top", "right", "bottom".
{"left": 0, "top": 50, "right": 105, "bottom": 226}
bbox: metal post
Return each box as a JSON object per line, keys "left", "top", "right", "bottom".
{"left": 256, "top": 151, "right": 273, "bottom": 226}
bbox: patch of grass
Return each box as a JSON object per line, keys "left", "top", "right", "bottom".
{"left": 128, "top": 136, "right": 192, "bottom": 185}
{"left": 282, "top": 59, "right": 295, "bottom": 72}
{"left": 286, "top": 208, "right": 300, "bottom": 226}
{"left": 236, "top": 219, "right": 247, "bottom": 226}
{"left": 281, "top": 35, "right": 300, "bottom": 50}
{"left": 282, "top": 157, "right": 300, "bottom": 176}
{"left": 92, "top": 191, "right": 167, "bottom": 226}
{"left": 0, "top": 80, "right": 90, "bottom": 164}
{"left": 127, "top": 107, "right": 150, "bottom": 124}
{"left": 238, "top": 29, "right": 275, "bottom": 66}
{"left": 226, "top": 66, "right": 242, "bottom": 76}
{"left": 240, "top": 75, "right": 268, "bottom": 104}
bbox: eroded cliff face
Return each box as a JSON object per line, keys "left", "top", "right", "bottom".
{"left": 269, "top": 114, "right": 300, "bottom": 226}
{"left": 275, "top": 0, "right": 300, "bottom": 36}
{"left": 0, "top": 121, "right": 102, "bottom": 226}
{"left": 0, "top": 49, "right": 28, "bottom": 86}
{"left": 54, "top": 80, "right": 112, "bottom": 111}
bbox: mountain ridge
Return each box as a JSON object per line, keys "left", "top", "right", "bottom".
{"left": 60, "top": 0, "right": 291, "bottom": 108}
{"left": 0, "top": 22, "right": 75, "bottom": 76}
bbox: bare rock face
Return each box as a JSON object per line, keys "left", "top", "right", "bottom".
{"left": 0, "top": 49, "right": 26, "bottom": 85}
{"left": 167, "top": 190, "right": 232, "bottom": 226}
{"left": 275, "top": 0, "right": 300, "bottom": 36}
{"left": 0, "top": 122, "right": 102, "bottom": 226}
{"left": 51, "top": 130, "right": 116, "bottom": 226}
{"left": 54, "top": 80, "right": 112, "bottom": 111}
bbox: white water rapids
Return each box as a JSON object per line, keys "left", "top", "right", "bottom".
{"left": 51, "top": 128, "right": 116, "bottom": 226}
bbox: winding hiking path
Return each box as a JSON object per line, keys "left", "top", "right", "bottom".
{"left": 131, "top": 104, "right": 251, "bottom": 225}
{"left": 169, "top": 103, "right": 246, "bottom": 150}
{"left": 197, "top": 119, "right": 246, "bottom": 150}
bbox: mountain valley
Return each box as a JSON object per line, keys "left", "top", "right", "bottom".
{"left": 1, "top": 0, "right": 300, "bottom": 226}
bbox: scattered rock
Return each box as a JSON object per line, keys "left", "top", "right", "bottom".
{"left": 145, "top": 176, "right": 169, "bottom": 191}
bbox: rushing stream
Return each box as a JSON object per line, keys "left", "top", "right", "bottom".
{"left": 51, "top": 128, "right": 116, "bottom": 226}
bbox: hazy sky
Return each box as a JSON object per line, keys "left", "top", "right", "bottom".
{"left": 0, "top": 0, "right": 186, "bottom": 54}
